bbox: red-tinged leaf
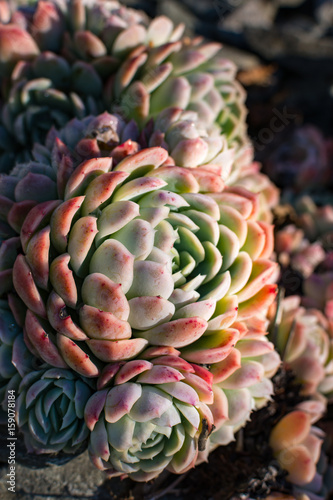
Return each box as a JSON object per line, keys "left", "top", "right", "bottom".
{"left": 81, "top": 273, "right": 129, "bottom": 320}
{"left": 237, "top": 260, "right": 278, "bottom": 303}
{"left": 257, "top": 221, "right": 274, "bottom": 259}
{"left": 151, "top": 355, "right": 194, "bottom": 373}
{"left": 84, "top": 390, "right": 108, "bottom": 430}
{"left": 87, "top": 338, "right": 148, "bottom": 362}
{"left": 25, "top": 310, "right": 67, "bottom": 368}
{"left": 237, "top": 285, "right": 278, "bottom": 321}
{"left": 79, "top": 305, "right": 131, "bottom": 340}
{"left": 142, "top": 346, "right": 180, "bottom": 358}
{"left": 49, "top": 253, "right": 77, "bottom": 309}
{"left": 50, "top": 196, "right": 85, "bottom": 253}
{"left": 13, "top": 255, "right": 46, "bottom": 318}
{"left": 139, "top": 317, "right": 207, "bottom": 348}
{"left": 47, "top": 291, "right": 87, "bottom": 341}
{"left": 210, "top": 349, "right": 241, "bottom": 383}
{"left": 181, "top": 328, "right": 240, "bottom": 364}
{"left": 182, "top": 372, "right": 213, "bottom": 404}
{"left": 64, "top": 157, "right": 112, "bottom": 200}
{"left": 104, "top": 383, "right": 142, "bottom": 423}
{"left": 114, "top": 147, "right": 169, "bottom": 174}
{"left": 20, "top": 200, "right": 61, "bottom": 253}
{"left": 190, "top": 364, "right": 214, "bottom": 386}
{"left": 81, "top": 171, "right": 129, "bottom": 216}
{"left": 97, "top": 362, "right": 124, "bottom": 390}
{"left": 219, "top": 360, "right": 264, "bottom": 390}
{"left": 114, "top": 360, "right": 152, "bottom": 385}
{"left": 57, "top": 334, "right": 99, "bottom": 378}
{"left": 25, "top": 225, "right": 50, "bottom": 290}
{"left": 137, "top": 365, "right": 184, "bottom": 384}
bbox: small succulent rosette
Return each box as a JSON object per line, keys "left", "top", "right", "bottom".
{"left": 16, "top": 367, "right": 94, "bottom": 454}
{"left": 111, "top": 33, "right": 248, "bottom": 152}
{"left": 198, "top": 314, "right": 281, "bottom": 458}
{"left": 269, "top": 410, "right": 332, "bottom": 500}
{"left": 0, "top": 138, "right": 278, "bottom": 380}
{"left": 84, "top": 346, "right": 214, "bottom": 481}
{"left": 270, "top": 296, "right": 333, "bottom": 400}
{"left": 0, "top": 300, "right": 36, "bottom": 422}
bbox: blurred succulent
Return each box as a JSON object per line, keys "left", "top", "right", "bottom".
{"left": 16, "top": 366, "right": 94, "bottom": 453}
{"left": 274, "top": 198, "right": 333, "bottom": 320}
{"left": 84, "top": 346, "right": 214, "bottom": 480}
{"left": 269, "top": 410, "right": 330, "bottom": 500}
{"left": 269, "top": 296, "right": 333, "bottom": 401}
{"left": 264, "top": 125, "right": 330, "bottom": 193}
{"left": 275, "top": 225, "right": 325, "bottom": 280}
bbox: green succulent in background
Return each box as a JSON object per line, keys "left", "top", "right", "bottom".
{"left": 0, "top": 0, "right": 250, "bottom": 173}
{"left": 16, "top": 367, "right": 94, "bottom": 453}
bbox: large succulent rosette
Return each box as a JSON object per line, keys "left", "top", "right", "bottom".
{"left": 0, "top": 139, "right": 277, "bottom": 380}
{"left": 84, "top": 346, "right": 214, "bottom": 481}
{"left": 269, "top": 296, "right": 333, "bottom": 401}
{"left": 16, "top": 367, "right": 94, "bottom": 453}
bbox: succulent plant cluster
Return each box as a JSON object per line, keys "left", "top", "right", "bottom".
{"left": 0, "top": 0, "right": 331, "bottom": 496}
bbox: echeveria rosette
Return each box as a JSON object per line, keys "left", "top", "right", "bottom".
{"left": 198, "top": 315, "right": 281, "bottom": 459}
{"left": 111, "top": 35, "right": 248, "bottom": 151}
{"left": 84, "top": 346, "right": 214, "bottom": 481}
{"left": 1, "top": 51, "right": 104, "bottom": 151}
{"left": 270, "top": 296, "right": 333, "bottom": 401}
{"left": 16, "top": 367, "right": 94, "bottom": 454}
{"left": 0, "top": 141, "right": 278, "bottom": 377}
{"left": 269, "top": 411, "right": 329, "bottom": 499}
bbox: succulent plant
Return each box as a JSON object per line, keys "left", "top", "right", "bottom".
{"left": 264, "top": 125, "right": 331, "bottom": 193}
{"left": 269, "top": 296, "right": 333, "bottom": 401}
{"left": 0, "top": 0, "right": 185, "bottom": 167}
{"left": 199, "top": 312, "right": 281, "bottom": 458}
{"left": 16, "top": 366, "right": 94, "bottom": 453}
{"left": 0, "top": 137, "right": 277, "bottom": 379}
{"left": 0, "top": 300, "right": 37, "bottom": 422}
{"left": 84, "top": 346, "right": 214, "bottom": 480}
{"left": 0, "top": 0, "right": 251, "bottom": 174}
{"left": 269, "top": 410, "right": 329, "bottom": 499}
{"left": 111, "top": 35, "right": 248, "bottom": 152}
